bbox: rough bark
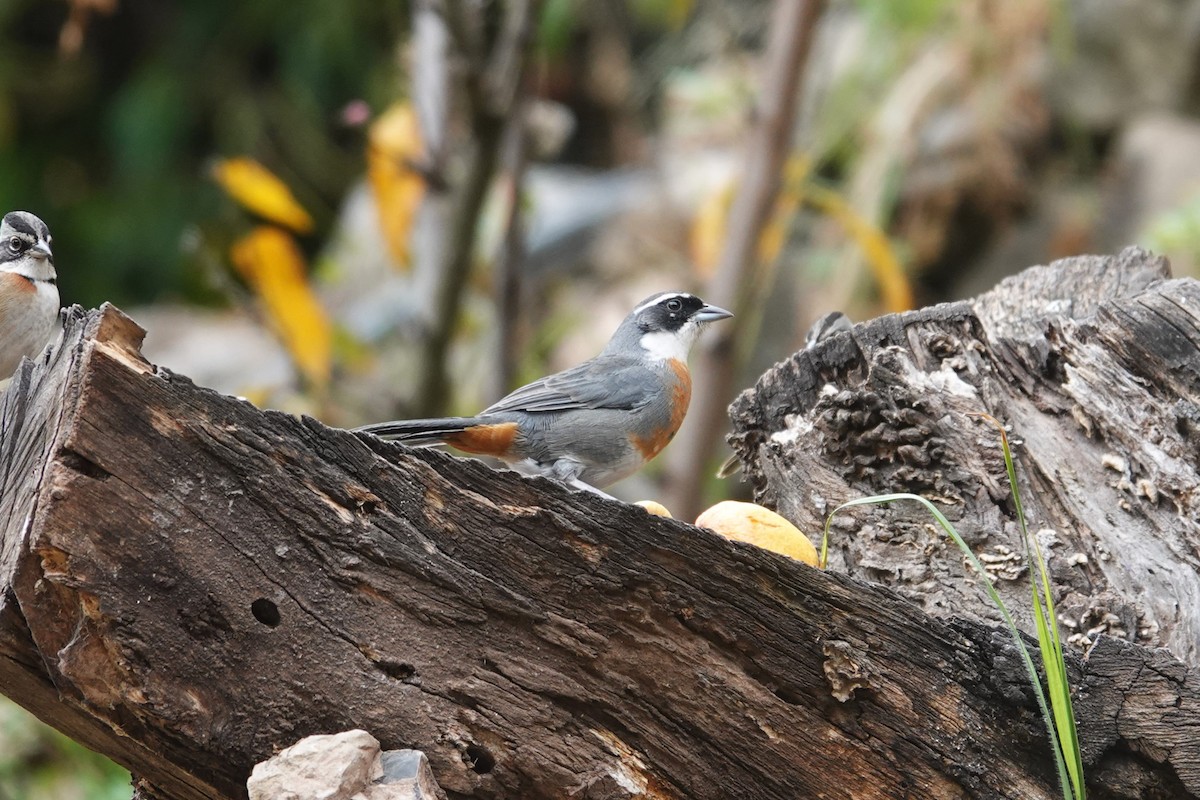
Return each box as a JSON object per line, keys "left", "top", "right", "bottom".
{"left": 729, "top": 246, "right": 1200, "bottom": 671}
{"left": 0, "top": 277, "right": 1196, "bottom": 800}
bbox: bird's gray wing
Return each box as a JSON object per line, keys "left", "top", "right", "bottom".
{"left": 483, "top": 355, "right": 658, "bottom": 414}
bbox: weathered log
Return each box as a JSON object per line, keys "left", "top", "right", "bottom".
{"left": 729, "top": 246, "right": 1200, "bottom": 669}
{"left": 0, "top": 279, "right": 1195, "bottom": 799}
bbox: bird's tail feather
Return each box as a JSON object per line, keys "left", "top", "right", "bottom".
{"left": 355, "top": 417, "right": 481, "bottom": 445}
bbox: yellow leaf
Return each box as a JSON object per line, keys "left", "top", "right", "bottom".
{"left": 213, "top": 157, "right": 315, "bottom": 234}
{"left": 689, "top": 181, "right": 735, "bottom": 279}
{"left": 230, "top": 226, "right": 331, "bottom": 388}
{"left": 759, "top": 157, "right": 812, "bottom": 264}
{"left": 806, "top": 184, "right": 913, "bottom": 312}
{"left": 690, "top": 158, "right": 810, "bottom": 278}
{"left": 367, "top": 103, "right": 426, "bottom": 269}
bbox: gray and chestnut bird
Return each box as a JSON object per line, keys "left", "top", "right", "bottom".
{"left": 0, "top": 212, "right": 59, "bottom": 378}
{"left": 358, "top": 292, "right": 732, "bottom": 490}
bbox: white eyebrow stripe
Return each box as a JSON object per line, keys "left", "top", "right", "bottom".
{"left": 632, "top": 292, "right": 692, "bottom": 316}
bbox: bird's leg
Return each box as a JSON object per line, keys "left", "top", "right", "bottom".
{"left": 567, "top": 477, "right": 617, "bottom": 500}
{"left": 543, "top": 458, "right": 617, "bottom": 500}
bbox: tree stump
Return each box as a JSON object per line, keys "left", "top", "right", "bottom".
{"left": 0, "top": 250, "right": 1197, "bottom": 800}
{"left": 730, "top": 247, "right": 1200, "bottom": 666}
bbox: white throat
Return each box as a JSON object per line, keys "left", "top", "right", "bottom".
{"left": 639, "top": 322, "right": 698, "bottom": 362}
{"left": 3, "top": 258, "right": 56, "bottom": 284}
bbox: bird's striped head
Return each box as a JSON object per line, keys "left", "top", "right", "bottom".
{"left": 0, "top": 211, "right": 55, "bottom": 283}
{"left": 608, "top": 292, "right": 733, "bottom": 362}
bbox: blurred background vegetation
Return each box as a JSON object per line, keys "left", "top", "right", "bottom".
{"left": 6, "top": 0, "right": 1200, "bottom": 794}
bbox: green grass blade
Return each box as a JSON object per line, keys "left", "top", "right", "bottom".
{"left": 825, "top": 492, "right": 1073, "bottom": 800}
{"left": 988, "top": 421, "right": 1085, "bottom": 800}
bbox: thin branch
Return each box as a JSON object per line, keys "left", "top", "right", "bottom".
{"left": 482, "top": 0, "right": 536, "bottom": 115}
{"left": 412, "top": 0, "right": 452, "bottom": 173}
{"left": 665, "top": 0, "right": 826, "bottom": 520}
{"left": 416, "top": 0, "right": 541, "bottom": 416}
{"left": 491, "top": 98, "right": 532, "bottom": 401}
{"left": 441, "top": 0, "right": 484, "bottom": 90}
{"left": 417, "top": 114, "right": 506, "bottom": 416}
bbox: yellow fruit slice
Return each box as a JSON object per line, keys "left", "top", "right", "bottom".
{"left": 634, "top": 500, "right": 673, "bottom": 518}
{"left": 695, "top": 500, "right": 818, "bottom": 566}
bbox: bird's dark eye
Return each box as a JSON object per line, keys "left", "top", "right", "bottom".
{"left": 666, "top": 298, "right": 683, "bottom": 312}
{"left": 7, "top": 237, "right": 23, "bottom": 254}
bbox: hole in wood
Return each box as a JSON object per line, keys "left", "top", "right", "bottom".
{"left": 376, "top": 659, "right": 418, "bottom": 682}
{"left": 60, "top": 450, "right": 112, "bottom": 481}
{"left": 251, "top": 598, "right": 281, "bottom": 627}
{"left": 771, "top": 686, "right": 803, "bottom": 705}
{"left": 346, "top": 484, "right": 383, "bottom": 515}
{"left": 464, "top": 743, "right": 495, "bottom": 774}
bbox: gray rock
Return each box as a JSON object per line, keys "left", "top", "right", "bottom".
{"left": 247, "top": 731, "right": 446, "bottom": 800}
{"left": 247, "top": 729, "right": 382, "bottom": 800}
{"left": 372, "top": 750, "right": 447, "bottom": 800}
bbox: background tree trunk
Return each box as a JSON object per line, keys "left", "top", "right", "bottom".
{"left": 1, "top": 248, "right": 1198, "bottom": 800}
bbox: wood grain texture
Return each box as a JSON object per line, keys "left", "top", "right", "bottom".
{"left": 0, "top": 293, "right": 1195, "bottom": 800}
{"left": 729, "top": 247, "right": 1200, "bottom": 665}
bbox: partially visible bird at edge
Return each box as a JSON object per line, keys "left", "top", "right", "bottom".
{"left": 0, "top": 211, "right": 60, "bottom": 380}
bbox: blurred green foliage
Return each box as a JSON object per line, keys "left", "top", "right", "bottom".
{"left": 0, "top": 697, "right": 129, "bottom": 800}
{"left": 0, "top": 0, "right": 406, "bottom": 308}
{"left": 1145, "top": 192, "right": 1200, "bottom": 272}
{"left": 538, "top": 0, "right": 693, "bottom": 55}
{"left": 852, "top": 0, "right": 955, "bottom": 35}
